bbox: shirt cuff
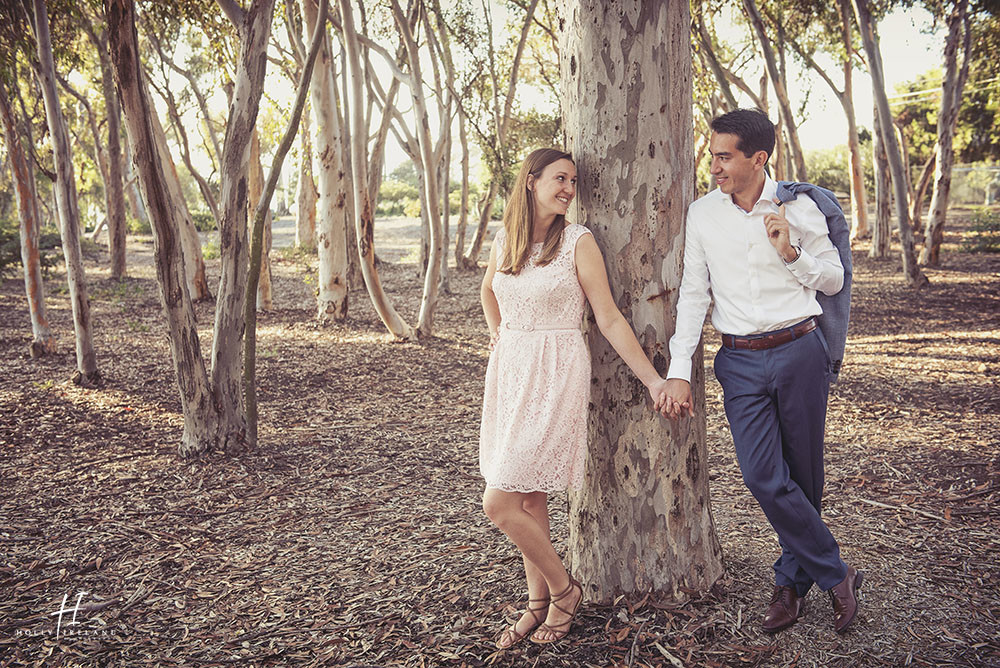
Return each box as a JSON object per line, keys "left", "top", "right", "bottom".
{"left": 784, "top": 247, "right": 820, "bottom": 280}
{"left": 666, "top": 358, "right": 693, "bottom": 382}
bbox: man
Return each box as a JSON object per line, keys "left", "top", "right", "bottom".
{"left": 661, "top": 108, "right": 861, "bottom": 634}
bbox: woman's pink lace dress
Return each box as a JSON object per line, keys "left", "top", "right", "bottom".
{"left": 479, "top": 224, "right": 592, "bottom": 493}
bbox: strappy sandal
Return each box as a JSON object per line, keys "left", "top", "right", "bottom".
{"left": 495, "top": 597, "right": 548, "bottom": 650}
{"left": 530, "top": 576, "right": 583, "bottom": 644}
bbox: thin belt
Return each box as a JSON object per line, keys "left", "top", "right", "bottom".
{"left": 721, "top": 317, "right": 817, "bottom": 351}
{"left": 504, "top": 322, "right": 580, "bottom": 333}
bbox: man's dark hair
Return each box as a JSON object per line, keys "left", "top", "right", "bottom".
{"left": 710, "top": 108, "right": 775, "bottom": 161}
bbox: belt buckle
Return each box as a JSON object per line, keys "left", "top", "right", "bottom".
{"left": 749, "top": 338, "right": 767, "bottom": 351}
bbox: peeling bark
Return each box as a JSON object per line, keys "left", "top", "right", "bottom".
{"left": 870, "top": 103, "right": 892, "bottom": 259}
{"left": 561, "top": 0, "right": 724, "bottom": 602}
{"left": 853, "top": 0, "right": 926, "bottom": 286}
{"left": 32, "top": 0, "right": 99, "bottom": 385}
{"left": 106, "top": 0, "right": 218, "bottom": 455}
{"left": 248, "top": 129, "right": 273, "bottom": 310}
{"left": 295, "top": 105, "right": 318, "bottom": 247}
{"left": 0, "top": 81, "right": 56, "bottom": 357}
{"left": 303, "top": 0, "right": 348, "bottom": 322}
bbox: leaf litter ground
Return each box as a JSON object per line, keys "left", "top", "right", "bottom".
{"left": 0, "top": 213, "right": 997, "bottom": 667}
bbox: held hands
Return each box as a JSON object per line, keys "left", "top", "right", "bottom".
{"left": 763, "top": 200, "right": 798, "bottom": 263}
{"left": 653, "top": 378, "right": 694, "bottom": 421}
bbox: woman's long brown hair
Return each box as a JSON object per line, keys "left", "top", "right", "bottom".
{"left": 497, "top": 148, "right": 574, "bottom": 275}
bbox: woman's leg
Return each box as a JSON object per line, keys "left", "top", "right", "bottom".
{"left": 521, "top": 492, "right": 551, "bottom": 601}
{"left": 483, "top": 488, "right": 582, "bottom": 643}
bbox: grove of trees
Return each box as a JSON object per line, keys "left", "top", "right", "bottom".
{"left": 1, "top": 0, "right": 997, "bottom": 603}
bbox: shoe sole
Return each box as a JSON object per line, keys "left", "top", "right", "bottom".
{"left": 835, "top": 571, "right": 863, "bottom": 634}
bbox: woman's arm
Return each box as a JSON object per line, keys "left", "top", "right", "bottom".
{"left": 481, "top": 241, "right": 501, "bottom": 347}
{"left": 575, "top": 233, "right": 668, "bottom": 406}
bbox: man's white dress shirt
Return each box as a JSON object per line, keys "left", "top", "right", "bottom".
{"left": 666, "top": 176, "right": 845, "bottom": 382}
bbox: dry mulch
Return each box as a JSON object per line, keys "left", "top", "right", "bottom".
{"left": 1, "top": 213, "right": 998, "bottom": 667}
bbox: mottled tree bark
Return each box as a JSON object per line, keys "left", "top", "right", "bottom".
{"left": 303, "top": 0, "right": 348, "bottom": 322}
{"left": 853, "top": 0, "right": 926, "bottom": 286}
{"left": 0, "top": 82, "right": 56, "bottom": 357}
{"left": 921, "top": 0, "right": 971, "bottom": 266}
{"left": 911, "top": 154, "right": 936, "bottom": 233}
{"left": 149, "top": 100, "right": 212, "bottom": 302}
{"left": 106, "top": 0, "right": 219, "bottom": 455}
{"left": 339, "top": 0, "right": 415, "bottom": 340}
{"left": 31, "top": 0, "right": 100, "bottom": 386}
{"left": 561, "top": 0, "right": 724, "bottom": 602}
{"left": 870, "top": 103, "right": 892, "bottom": 259}
{"left": 208, "top": 0, "right": 277, "bottom": 455}
{"left": 295, "top": 104, "right": 318, "bottom": 248}
{"left": 248, "top": 129, "right": 273, "bottom": 310}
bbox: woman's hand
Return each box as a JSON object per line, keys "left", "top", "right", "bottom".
{"left": 489, "top": 329, "right": 500, "bottom": 350}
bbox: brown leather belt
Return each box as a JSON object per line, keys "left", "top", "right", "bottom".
{"left": 721, "top": 318, "right": 817, "bottom": 351}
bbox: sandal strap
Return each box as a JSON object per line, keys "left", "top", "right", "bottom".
{"left": 549, "top": 576, "right": 579, "bottom": 602}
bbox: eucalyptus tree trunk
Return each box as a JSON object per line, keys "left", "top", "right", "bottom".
{"left": 107, "top": 0, "right": 219, "bottom": 455}
{"left": 339, "top": 0, "right": 415, "bottom": 340}
{"left": 911, "top": 154, "right": 936, "bottom": 232}
{"left": 209, "top": 0, "right": 278, "bottom": 455}
{"left": 0, "top": 82, "right": 56, "bottom": 357}
{"left": 743, "top": 0, "right": 807, "bottom": 182}
{"left": 31, "top": 0, "right": 99, "bottom": 386}
{"left": 149, "top": 102, "right": 212, "bottom": 301}
{"left": 561, "top": 0, "right": 724, "bottom": 602}
{"left": 248, "top": 129, "right": 273, "bottom": 310}
{"left": 921, "top": 0, "right": 971, "bottom": 266}
{"left": 870, "top": 103, "right": 892, "bottom": 259}
{"left": 87, "top": 22, "right": 128, "bottom": 278}
{"left": 390, "top": 0, "right": 442, "bottom": 338}
{"left": 296, "top": 105, "right": 318, "bottom": 248}
{"left": 836, "top": 0, "right": 869, "bottom": 239}
{"left": 853, "top": 0, "right": 926, "bottom": 286}
{"left": 454, "top": 109, "right": 470, "bottom": 268}
{"left": 303, "top": 0, "right": 348, "bottom": 322}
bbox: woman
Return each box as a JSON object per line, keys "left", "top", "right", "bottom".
{"left": 480, "top": 148, "right": 670, "bottom": 647}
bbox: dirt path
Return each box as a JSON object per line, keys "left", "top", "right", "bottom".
{"left": 0, "top": 214, "right": 997, "bottom": 667}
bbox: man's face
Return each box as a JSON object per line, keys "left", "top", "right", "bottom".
{"left": 708, "top": 131, "right": 766, "bottom": 201}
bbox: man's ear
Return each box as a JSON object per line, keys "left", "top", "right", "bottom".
{"left": 754, "top": 150, "right": 769, "bottom": 169}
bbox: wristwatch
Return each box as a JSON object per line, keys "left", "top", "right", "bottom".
{"left": 782, "top": 245, "right": 801, "bottom": 265}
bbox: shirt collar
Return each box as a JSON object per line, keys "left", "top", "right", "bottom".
{"left": 721, "top": 174, "right": 777, "bottom": 213}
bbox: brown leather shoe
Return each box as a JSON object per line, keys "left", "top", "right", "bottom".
{"left": 829, "top": 565, "right": 863, "bottom": 634}
{"left": 762, "top": 585, "right": 801, "bottom": 633}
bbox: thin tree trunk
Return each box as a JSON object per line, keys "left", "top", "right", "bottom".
{"left": 911, "top": 154, "right": 936, "bottom": 233}
{"left": 303, "top": 0, "right": 348, "bottom": 322}
{"left": 244, "top": 0, "right": 324, "bottom": 446}
{"left": 0, "top": 82, "right": 56, "bottom": 357}
{"left": 209, "top": 0, "right": 278, "bottom": 455}
{"left": 389, "top": 0, "right": 442, "bottom": 338}
{"left": 295, "top": 105, "right": 318, "bottom": 247}
{"left": 870, "top": 102, "right": 892, "bottom": 259}
{"left": 743, "top": 0, "right": 807, "bottom": 181}
{"left": 248, "top": 129, "right": 273, "bottom": 310}
{"left": 122, "top": 135, "right": 147, "bottom": 225}
{"left": 461, "top": 0, "right": 539, "bottom": 269}
{"left": 149, "top": 102, "right": 212, "bottom": 301}
{"left": 85, "top": 20, "right": 128, "bottom": 278}
{"left": 106, "top": 0, "right": 219, "bottom": 454}
{"left": 561, "top": 0, "right": 724, "bottom": 601}
{"left": 838, "top": 0, "right": 869, "bottom": 239}
{"left": 454, "top": 108, "right": 470, "bottom": 268}
{"left": 31, "top": 0, "right": 99, "bottom": 386}
{"left": 921, "top": 0, "right": 971, "bottom": 267}
{"left": 853, "top": 0, "right": 926, "bottom": 286}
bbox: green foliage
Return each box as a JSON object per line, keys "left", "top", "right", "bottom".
{"left": 961, "top": 207, "right": 1000, "bottom": 253}
{"left": 805, "top": 147, "right": 854, "bottom": 195}
{"left": 202, "top": 238, "right": 220, "bottom": 260}
{"left": 0, "top": 216, "right": 60, "bottom": 278}
{"left": 403, "top": 197, "right": 422, "bottom": 219}
{"left": 191, "top": 211, "right": 216, "bottom": 232}
{"left": 128, "top": 214, "right": 151, "bottom": 235}
{"left": 377, "top": 179, "right": 420, "bottom": 217}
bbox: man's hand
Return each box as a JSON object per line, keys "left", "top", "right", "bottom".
{"left": 763, "top": 201, "right": 797, "bottom": 262}
{"left": 658, "top": 378, "right": 694, "bottom": 420}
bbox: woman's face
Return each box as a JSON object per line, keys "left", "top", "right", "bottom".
{"left": 529, "top": 158, "right": 577, "bottom": 220}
